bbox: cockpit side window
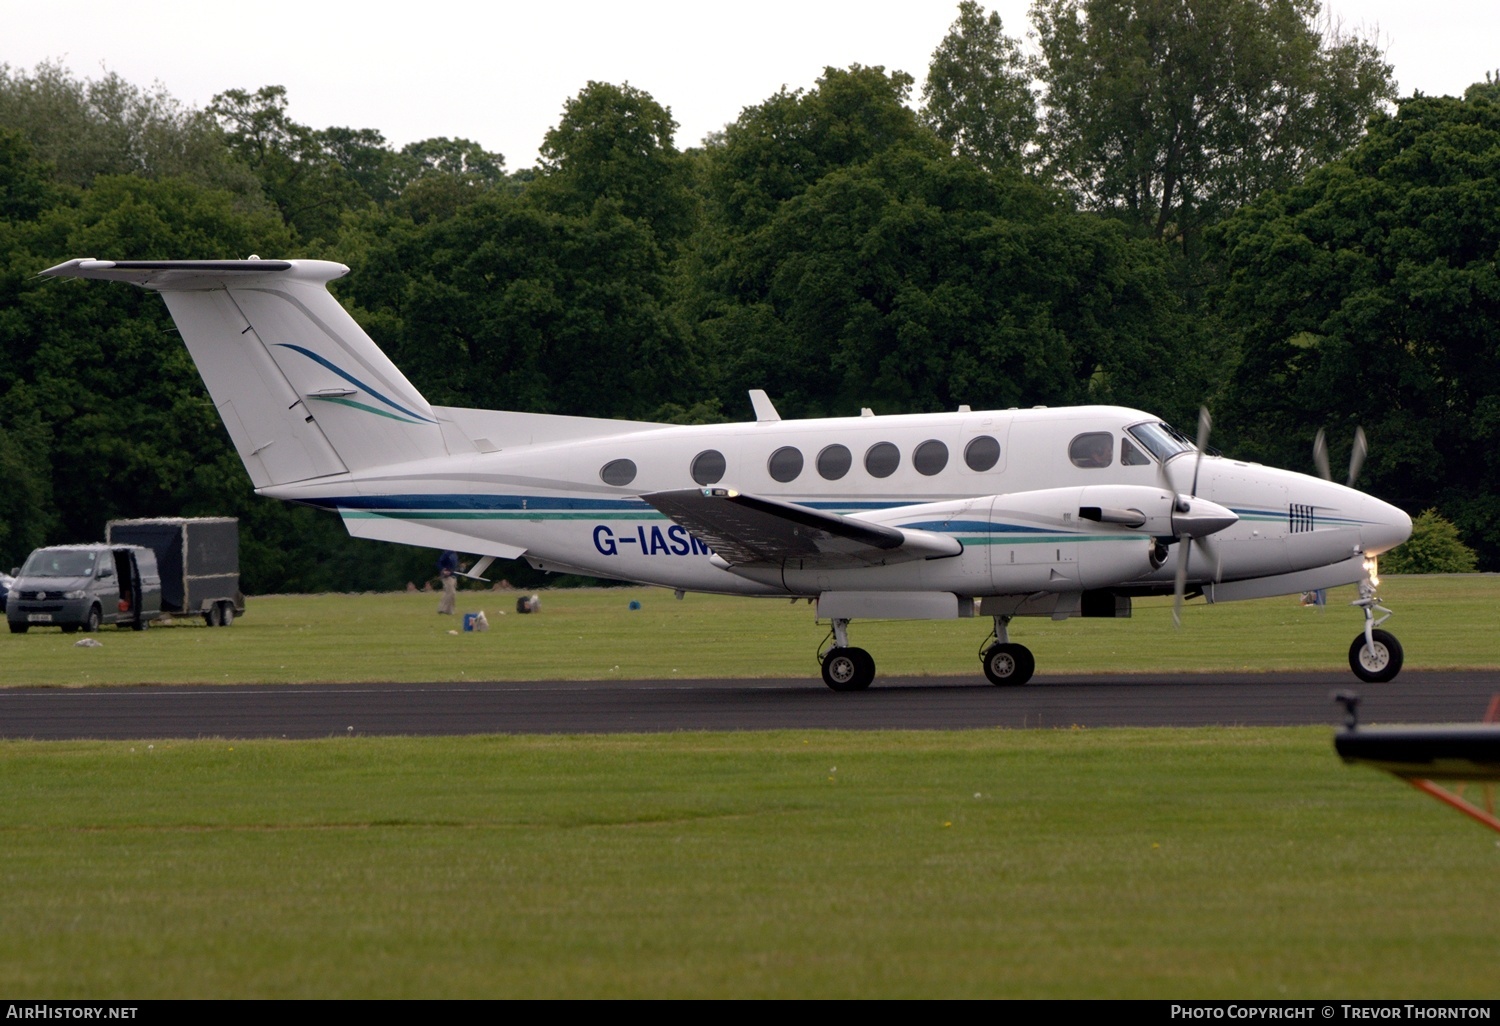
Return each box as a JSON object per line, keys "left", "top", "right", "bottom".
{"left": 1121, "top": 437, "right": 1152, "bottom": 466}
{"left": 1069, "top": 432, "right": 1114, "bottom": 468}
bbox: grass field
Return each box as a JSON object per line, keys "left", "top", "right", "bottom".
{"left": 2, "top": 574, "right": 1497, "bottom": 687}
{"left": 4, "top": 575, "right": 1497, "bottom": 998}
{"left": 3, "top": 728, "right": 1498, "bottom": 998}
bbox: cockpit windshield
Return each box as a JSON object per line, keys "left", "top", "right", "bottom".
{"left": 1127, "top": 422, "right": 1197, "bottom": 463}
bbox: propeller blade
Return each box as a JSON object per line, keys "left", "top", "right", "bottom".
{"left": 1172, "top": 539, "right": 1192, "bottom": 629}
{"left": 1198, "top": 535, "right": 1224, "bottom": 583}
{"left": 1347, "top": 427, "right": 1367, "bottom": 487}
{"left": 1313, "top": 428, "right": 1331, "bottom": 481}
{"left": 1189, "top": 407, "right": 1211, "bottom": 497}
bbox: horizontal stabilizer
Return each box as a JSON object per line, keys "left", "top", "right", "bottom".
{"left": 642, "top": 488, "right": 961, "bottom": 568}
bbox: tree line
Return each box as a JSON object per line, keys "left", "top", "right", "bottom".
{"left": 2, "top": 0, "right": 1496, "bottom": 589}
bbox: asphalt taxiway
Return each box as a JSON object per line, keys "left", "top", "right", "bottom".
{"left": 2, "top": 670, "right": 1496, "bottom": 739}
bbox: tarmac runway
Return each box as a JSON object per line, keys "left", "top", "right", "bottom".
{"left": 2, "top": 670, "right": 1497, "bottom": 739}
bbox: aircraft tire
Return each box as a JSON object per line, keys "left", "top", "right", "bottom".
{"left": 1349, "top": 629, "right": 1403, "bottom": 683}
{"left": 822, "top": 647, "right": 875, "bottom": 692}
{"left": 982, "top": 643, "right": 1035, "bottom": 686}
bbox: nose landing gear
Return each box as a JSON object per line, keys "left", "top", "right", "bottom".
{"left": 1349, "top": 574, "right": 1403, "bottom": 683}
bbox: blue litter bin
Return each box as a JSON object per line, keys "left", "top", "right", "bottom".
{"left": 463, "top": 612, "right": 479, "bottom": 631}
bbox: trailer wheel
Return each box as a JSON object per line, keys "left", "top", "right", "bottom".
{"left": 205, "top": 604, "right": 222, "bottom": 627}
{"left": 219, "top": 602, "right": 235, "bottom": 627}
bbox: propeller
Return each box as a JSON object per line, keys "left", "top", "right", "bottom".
{"left": 1314, "top": 426, "right": 1368, "bottom": 487}
{"left": 1171, "top": 407, "right": 1226, "bottom": 628}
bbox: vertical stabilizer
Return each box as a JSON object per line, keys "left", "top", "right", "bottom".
{"left": 40, "top": 259, "right": 448, "bottom": 488}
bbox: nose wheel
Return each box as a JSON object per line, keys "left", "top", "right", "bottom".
{"left": 1349, "top": 628, "right": 1403, "bottom": 683}
{"left": 1349, "top": 574, "right": 1403, "bottom": 683}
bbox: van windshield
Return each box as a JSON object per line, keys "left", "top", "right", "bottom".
{"left": 22, "top": 550, "right": 99, "bottom": 577}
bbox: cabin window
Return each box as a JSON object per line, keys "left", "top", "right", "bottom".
{"left": 600, "top": 458, "right": 637, "bottom": 486}
{"left": 691, "top": 449, "right": 726, "bottom": 485}
{"left": 1069, "top": 432, "right": 1114, "bottom": 469}
{"left": 865, "top": 442, "right": 900, "bottom": 478}
{"left": 817, "top": 444, "right": 852, "bottom": 480}
{"left": 913, "top": 439, "right": 949, "bottom": 476}
{"left": 964, "top": 435, "right": 1001, "bottom": 472}
{"left": 768, "top": 446, "right": 804, "bottom": 483}
{"left": 1120, "top": 437, "right": 1152, "bottom": 466}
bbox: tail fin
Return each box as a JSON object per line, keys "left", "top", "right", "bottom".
{"left": 41, "top": 259, "right": 447, "bottom": 488}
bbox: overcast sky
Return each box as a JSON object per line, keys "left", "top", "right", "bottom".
{"left": 4, "top": 1, "right": 1496, "bottom": 170}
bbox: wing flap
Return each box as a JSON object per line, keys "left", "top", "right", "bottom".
{"left": 642, "top": 488, "right": 960, "bottom": 568}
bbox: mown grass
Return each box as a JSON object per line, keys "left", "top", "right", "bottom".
{"left": 2, "top": 575, "right": 1497, "bottom": 687}
{"left": 1, "top": 727, "right": 1496, "bottom": 998}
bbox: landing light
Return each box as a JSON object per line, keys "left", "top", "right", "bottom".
{"left": 1363, "top": 556, "right": 1380, "bottom": 588}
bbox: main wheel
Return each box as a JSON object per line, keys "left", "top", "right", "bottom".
{"left": 982, "top": 642, "right": 1036, "bottom": 686}
{"left": 1349, "top": 629, "right": 1403, "bottom": 683}
{"left": 821, "top": 646, "right": 875, "bottom": 691}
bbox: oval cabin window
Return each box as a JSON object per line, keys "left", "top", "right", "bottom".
{"left": 600, "top": 459, "right": 638, "bottom": 486}
{"left": 767, "top": 446, "right": 804, "bottom": 483}
{"left": 817, "top": 444, "right": 852, "bottom": 480}
{"left": 691, "top": 450, "right": 726, "bottom": 485}
{"left": 964, "top": 435, "right": 1001, "bottom": 472}
{"left": 912, "top": 439, "right": 949, "bottom": 476}
{"left": 865, "top": 442, "right": 900, "bottom": 479}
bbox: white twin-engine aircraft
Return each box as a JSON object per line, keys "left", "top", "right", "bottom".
{"left": 44, "top": 258, "right": 1414, "bottom": 690}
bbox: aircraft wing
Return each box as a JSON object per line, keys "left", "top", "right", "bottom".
{"left": 642, "top": 488, "right": 961, "bottom": 568}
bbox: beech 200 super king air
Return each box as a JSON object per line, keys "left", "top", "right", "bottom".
{"left": 42, "top": 258, "right": 1414, "bottom": 690}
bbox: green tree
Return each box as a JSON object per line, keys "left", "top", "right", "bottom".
{"left": 532, "top": 81, "right": 695, "bottom": 251}
{"left": 0, "top": 61, "right": 263, "bottom": 202}
{"left": 1211, "top": 91, "right": 1500, "bottom": 568}
{"left": 339, "top": 190, "right": 701, "bottom": 422}
{"left": 1031, "top": 0, "right": 1394, "bottom": 246}
{"left": 921, "top": 2, "right": 1037, "bottom": 173}
{"left": 209, "top": 85, "right": 367, "bottom": 243}
{"left": 1380, "top": 509, "right": 1478, "bottom": 574}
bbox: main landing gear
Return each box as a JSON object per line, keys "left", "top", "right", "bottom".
{"left": 817, "top": 615, "right": 1039, "bottom": 691}
{"left": 1349, "top": 575, "right": 1403, "bottom": 683}
{"left": 819, "top": 618, "right": 875, "bottom": 691}
{"left": 980, "top": 615, "right": 1035, "bottom": 687}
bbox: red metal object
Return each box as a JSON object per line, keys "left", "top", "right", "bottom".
{"left": 1408, "top": 778, "right": 1500, "bottom": 835}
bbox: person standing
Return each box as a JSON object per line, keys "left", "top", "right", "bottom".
{"left": 437, "top": 550, "right": 459, "bottom": 614}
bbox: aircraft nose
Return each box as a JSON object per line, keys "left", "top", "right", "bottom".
{"left": 1360, "top": 496, "right": 1412, "bottom": 555}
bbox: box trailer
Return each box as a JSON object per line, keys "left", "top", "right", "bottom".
{"left": 105, "top": 517, "right": 244, "bottom": 626}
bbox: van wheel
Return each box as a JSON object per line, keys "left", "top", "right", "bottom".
{"left": 84, "top": 605, "right": 101, "bottom": 632}
{"left": 8, "top": 623, "right": 27, "bottom": 634}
